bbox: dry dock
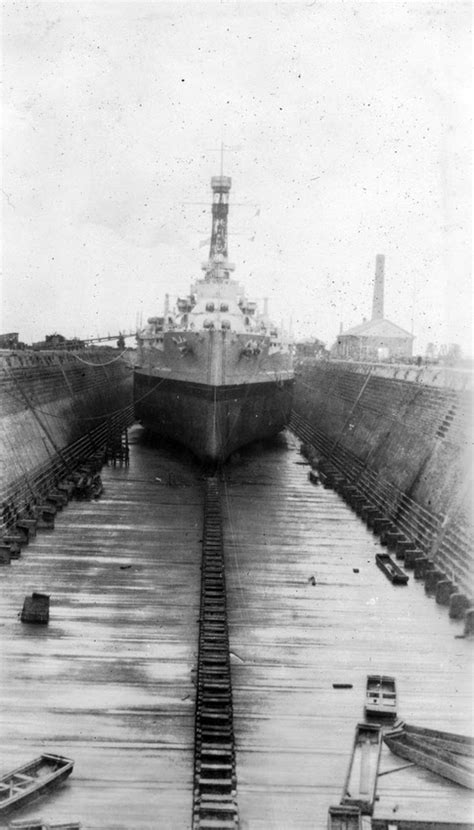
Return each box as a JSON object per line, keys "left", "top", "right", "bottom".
{"left": 0, "top": 426, "right": 472, "bottom": 829}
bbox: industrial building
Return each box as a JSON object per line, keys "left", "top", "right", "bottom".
{"left": 334, "top": 255, "right": 414, "bottom": 361}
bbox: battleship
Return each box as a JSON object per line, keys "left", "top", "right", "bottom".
{"left": 134, "top": 173, "right": 294, "bottom": 462}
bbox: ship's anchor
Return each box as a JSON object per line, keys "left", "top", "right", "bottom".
{"left": 241, "top": 339, "right": 261, "bottom": 358}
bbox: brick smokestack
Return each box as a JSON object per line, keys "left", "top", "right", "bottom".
{"left": 372, "top": 254, "right": 385, "bottom": 320}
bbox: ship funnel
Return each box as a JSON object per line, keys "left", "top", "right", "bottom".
{"left": 372, "top": 254, "right": 385, "bottom": 320}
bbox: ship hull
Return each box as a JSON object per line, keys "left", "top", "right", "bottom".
{"left": 134, "top": 371, "right": 294, "bottom": 462}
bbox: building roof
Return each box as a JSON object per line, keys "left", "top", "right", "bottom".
{"left": 340, "top": 317, "right": 414, "bottom": 340}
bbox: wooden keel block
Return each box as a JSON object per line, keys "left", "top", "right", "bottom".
{"left": 424, "top": 568, "right": 444, "bottom": 595}
{"left": 57, "top": 481, "right": 75, "bottom": 499}
{"left": 372, "top": 517, "right": 392, "bottom": 536}
{"left": 35, "top": 503, "right": 58, "bottom": 517}
{"left": 449, "top": 593, "right": 471, "bottom": 620}
{"left": 361, "top": 505, "right": 379, "bottom": 523}
{"left": 340, "top": 484, "right": 359, "bottom": 502}
{"left": 16, "top": 518, "right": 38, "bottom": 539}
{"left": 299, "top": 443, "right": 310, "bottom": 458}
{"left": 435, "top": 579, "right": 456, "bottom": 606}
{"left": 395, "top": 539, "right": 414, "bottom": 560}
{"left": 463, "top": 609, "right": 474, "bottom": 636}
{"left": 46, "top": 491, "right": 68, "bottom": 508}
{"left": 366, "top": 510, "right": 384, "bottom": 530}
{"left": 2, "top": 532, "right": 23, "bottom": 545}
{"left": 413, "top": 556, "right": 430, "bottom": 579}
{"left": 1, "top": 535, "right": 22, "bottom": 557}
{"left": 404, "top": 548, "right": 424, "bottom": 569}
{"left": 0, "top": 545, "right": 12, "bottom": 565}
{"left": 14, "top": 525, "right": 30, "bottom": 544}
{"left": 36, "top": 514, "right": 55, "bottom": 530}
{"left": 379, "top": 527, "right": 398, "bottom": 546}
{"left": 351, "top": 495, "right": 367, "bottom": 514}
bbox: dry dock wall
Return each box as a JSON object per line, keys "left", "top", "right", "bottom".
{"left": 291, "top": 360, "right": 473, "bottom": 599}
{"left": 0, "top": 349, "right": 134, "bottom": 529}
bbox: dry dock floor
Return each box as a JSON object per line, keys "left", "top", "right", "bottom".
{"left": 0, "top": 426, "right": 472, "bottom": 829}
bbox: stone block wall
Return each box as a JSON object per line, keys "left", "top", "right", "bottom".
{"left": 292, "top": 360, "right": 473, "bottom": 598}
{"left": 0, "top": 349, "right": 134, "bottom": 527}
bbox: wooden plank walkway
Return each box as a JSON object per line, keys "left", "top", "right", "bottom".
{"left": 223, "top": 432, "right": 473, "bottom": 829}
{"left": 0, "top": 426, "right": 472, "bottom": 829}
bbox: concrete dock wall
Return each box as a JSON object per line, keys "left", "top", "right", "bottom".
{"left": 0, "top": 348, "right": 134, "bottom": 528}
{"left": 292, "top": 360, "right": 473, "bottom": 598}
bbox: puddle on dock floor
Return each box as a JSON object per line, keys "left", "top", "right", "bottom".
{"left": 0, "top": 426, "right": 203, "bottom": 830}
{"left": 0, "top": 426, "right": 472, "bottom": 829}
{"left": 223, "top": 431, "right": 473, "bottom": 829}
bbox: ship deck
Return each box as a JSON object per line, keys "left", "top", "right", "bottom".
{"left": 0, "top": 426, "right": 472, "bottom": 828}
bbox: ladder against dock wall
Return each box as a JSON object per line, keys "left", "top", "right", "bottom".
{"left": 104, "top": 424, "right": 130, "bottom": 466}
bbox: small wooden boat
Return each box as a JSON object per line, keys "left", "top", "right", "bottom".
{"left": 403, "top": 723, "right": 474, "bottom": 757}
{"left": 371, "top": 820, "right": 474, "bottom": 829}
{"left": 364, "top": 675, "right": 397, "bottom": 719}
{"left": 8, "top": 822, "right": 80, "bottom": 830}
{"left": 0, "top": 755, "right": 74, "bottom": 816}
{"left": 327, "top": 804, "right": 362, "bottom": 828}
{"left": 341, "top": 723, "right": 382, "bottom": 814}
{"left": 384, "top": 723, "right": 474, "bottom": 789}
{"left": 375, "top": 553, "right": 408, "bottom": 585}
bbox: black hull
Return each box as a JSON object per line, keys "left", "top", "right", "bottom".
{"left": 134, "top": 372, "right": 294, "bottom": 462}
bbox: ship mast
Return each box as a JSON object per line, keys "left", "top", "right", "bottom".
{"left": 202, "top": 173, "right": 235, "bottom": 281}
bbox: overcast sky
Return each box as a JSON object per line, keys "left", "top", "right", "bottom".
{"left": 1, "top": 0, "right": 471, "bottom": 353}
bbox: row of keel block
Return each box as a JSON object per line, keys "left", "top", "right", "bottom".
{"left": 193, "top": 478, "right": 238, "bottom": 830}
{"left": 0, "top": 451, "right": 108, "bottom": 569}
{"left": 302, "top": 441, "right": 474, "bottom": 633}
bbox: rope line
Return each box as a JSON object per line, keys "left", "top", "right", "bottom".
{"left": 67, "top": 349, "right": 131, "bottom": 366}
